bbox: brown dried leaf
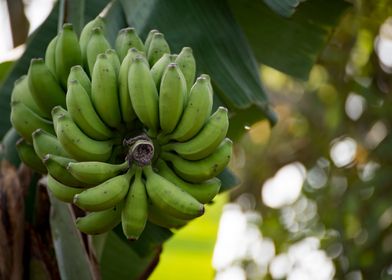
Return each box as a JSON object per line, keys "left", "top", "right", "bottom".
{"left": 0, "top": 160, "right": 25, "bottom": 280}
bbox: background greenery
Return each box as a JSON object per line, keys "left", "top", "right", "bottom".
{"left": 2, "top": 0, "right": 392, "bottom": 279}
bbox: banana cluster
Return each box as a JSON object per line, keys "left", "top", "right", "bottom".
{"left": 10, "top": 17, "right": 232, "bottom": 240}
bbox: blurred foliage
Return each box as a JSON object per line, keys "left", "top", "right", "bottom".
{"left": 229, "top": 0, "right": 392, "bottom": 278}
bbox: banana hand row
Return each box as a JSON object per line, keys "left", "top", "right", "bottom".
{"left": 9, "top": 17, "right": 233, "bottom": 240}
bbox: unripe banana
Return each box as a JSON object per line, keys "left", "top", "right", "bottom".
{"left": 159, "top": 63, "right": 187, "bottom": 134}
{"left": 147, "top": 32, "right": 170, "bottom": 65}
{"left": 159, "top": 76, "right": 213, "bottom": 143}
{"left": 122, "top": 168, "right": 148, "bottom": 240}
{"left": 115, "top": 27, "right": 145, "bottom": 62}
{"left": 11, "top": 75, "right": 49, "bottom": 118}
{"left": 54, "top": 113, "right": 113, "bottom": 162}
{"left": 16, "top": 139, "right": 46, "bottom": 173}
{"left": 10, "top": 22, "right": 234, "bottom": 240}
{"left": 76, "top": 204, "right": 122, "bottom": 235}
{"left": 86, "top": 27, "right": 111, "bottom": 74}
{"left": 27, "top": 58, "right": 66, "bottom": 116}
{"left": 67, "top": 65, "right": 91, "bottom": 96}
{"left": 143, "top": 165, "right": 204, "bottom": 219}
{"left": 150, "top": 53, "right": 177, "bottom": 87}
{"left": 32, "top": 128, "right": 70, "bottom": 159}
{"left": 67, "top": 161, "right": 128, "bottom": 185}
{"left": 45, "top": 36, "right": 57, "bottom": 76}
{"left": 51, "top": 105, "right": 68, "bottom": 132}
{"left": 73, "top": 169, "right": 134, "bottom": 211}
{"left": 55, "top": 23, "right": 82, "bottom": 87}
{"left": 105, "top": 49, "right": 121, "bottom": 76}
{"left": 46, "top": 174, "right": 84, "bottom": 203}
{"left": 148, "top": 202, "right": 188, "bottom": 229}
{"left": 200, "top": 74, "right": 213, "bottom": 93}
{"left": 66, "top": 79, "right": 113, "bottom": 140}
{"left": 42, "top": 154, "right": 82, "bottom": 187}
{"left": 144, "top": 29, "right": 158, "bottom": 54}
{"left": 175, "top": 47, "right": 196, "bottom": 94}
{"left": 79, "top": 16, "right": 105, "bottom": 69}
{"left": 128, "top": 55, "right": 159, "bottom": 134}
{"left": 161, "top": 138, "right": 232, "bottom": 183}
{"left": 161, "top": 107, "right": 229, "bottom": 160}
{"left": 91, "top": 53, "right": 121, "bottom": 128}
{"left": 156, "top": 159, "right": 220, "bottom": 204}
{"left": 118, "top": 48, "right": 139, "bottom": 124}
{"left": 10, "top": 101, "right": 55, "bottom": 143}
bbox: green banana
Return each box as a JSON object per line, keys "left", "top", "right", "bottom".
{"left": 91, "top": 53, "right": 121, "bottom": 128}
{"left": 147, "top": 32, "right": 170, "bottom": 65}
{"left": 148, "top": 202, "right": 188, "bottom": 229}
{"left": 10, "top": 101, "right": 55, "bottom": 143}
{"left": 118, "top": 48, "right": 139, "bottom": 124}
{"left": 45, "top": 36, "right": 57, "bottom": 76}
{"left": 46, "top": 174, "right": 84, "bottom": 203}
{"left": 159, "top": 75, "right": 213, "bottom": 143}
{"left": 115, "top": 27, "right": 145, "bottom": 62}
{"left": 16, "top": 139, "right": 46, "bottom": 173}
{"left": 55, "top": 23, "right": 82, "bottom": 87}
{"left": 150, "top": 53, "right": 177, "bottom": 87}
{"left": 144, "top": 29, "right": 158, "bottom": 54}
{"left": 51, "top": 105, "right": 68, "bottom": 133}
{"left": 11, "top": 75, "right": 49, "bottom": 118}
{"left": 67, "top": 161, "right": 128, "bottom": 185}
{"left": 79, "top": 16, "right": 105, "bottom": 69}
{"left": 156, "top": 159, "right": 220, "bottom": 204}
{"left": 128, "top": 55, "right": 159, "bottom": 134}
{"left": 161, "top": 106, "right": 229, "bottom": 160}
{"left": 200, "top": 74, "right": 213, "bottom": 93}
{"left": 161, "top": 138, "right": 232, "bottom": 183}
{"left": 86, "top": 27, "right": 111, "bottom": 74}
{"left": 159, "top": 63, "right": 187, "bottom": 134}
{"left": 121, "top": 167, "right": 148, "bottom": 240}
{"left": 66, "top": 79, "right": 113, "bottom": 140}
{"left": 67, "top": 65, "right": 91, "bottom": 96}
{"left": 73, "top": 169, "right": 134, "bottom": 211}
{"left": 54, "top": 113, "right": 113, "bottom": 162}
{"left": 143, "top": 165, "right": 204, "bottom": 219}
{"left": 42, "top": 154, "right": 82, "bottom": 187}
{"left": 175, "top": 47, "right": 196, "bottom": 94}
{"left": 76, "top": 205, "right": 122, "bottom": 235}
{"left": 105, "top": 49, "right": 121, "bottom": 76}
{"left": 32, "top": 128, "right": 70, "bottom": 159}
{"left": 27, "top": 58, "right": 66, "bottom": 116}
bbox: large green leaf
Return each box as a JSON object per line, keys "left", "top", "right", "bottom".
{"left": 84, "top": 0, "right": 111, "bottom": 22}
{"left": 120, "top": 0, "right": 275, "bottom": 125}
{"left": 0, "top": 127, "right": 20, "bottom": 166}
{"left": 263, "top": 0, "right": 304, "bottom": 17}
{"left": 64, "top": 0, "right": 85, "bottom": 35}
{"left": 0, "top": 61, "right": 14, "bottom": 85}
{"left": 100, "top": 228, "right": 169, "bottom": 280}
{"left": 113, "top": 222, "right": 172, "bottom": 257}
{"left": 218, "top": 167, "right": 241, "bottom": 193}
{"left": 48, "top": 193, "right": 96, "bottom": 280}
{"left": 229, "top": 0, "right": 350, "bottom": 80}
{"left": 102, "top": 0, "right": 128, "bottom": 45}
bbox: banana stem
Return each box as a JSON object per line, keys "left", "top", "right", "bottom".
{"left": 124, "top": 135, "right": 155, "bottom": 167}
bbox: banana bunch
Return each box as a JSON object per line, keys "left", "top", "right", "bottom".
{"left": 10, "top": 17, "right": 232, "bottom": 240}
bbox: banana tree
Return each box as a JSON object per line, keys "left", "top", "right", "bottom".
{"left": 0, "top": 0, "right": 349, "bottom": 278}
